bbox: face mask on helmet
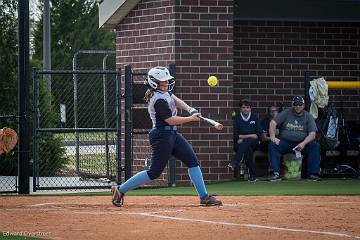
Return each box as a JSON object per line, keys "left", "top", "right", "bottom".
{"left": 147, "top": 67, "right": 175, "bottom": 91}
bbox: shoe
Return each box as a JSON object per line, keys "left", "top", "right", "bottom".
{"left": 248, "top": 176, "right": 257, "bottom": 182}
{"left": 111, "top": 186, "right": 125, "bottom": 207}
{"left": 228, "top": 162, "right": 236, "bottom": 171}
{"left": 307, "top": 174, "right": 322, "bottom": 181}
{"left": 268, "top": 172, "right": 282, "bottom": 182}
{"left": 200, "top": 195, "right": 222, "bottom": 206}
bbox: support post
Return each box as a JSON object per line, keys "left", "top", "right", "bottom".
{"left": 115, "top": 68, "right": 122, "bottom": 184}
{"left": 124, "top": 65, "right": 133, "bottom": 181}
{"left": 18, "top": 0, "right": 30, "bottom": 194}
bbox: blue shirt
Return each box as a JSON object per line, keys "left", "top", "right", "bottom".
{"left": 233, "top": 113, "right": 262, "bottom": 144}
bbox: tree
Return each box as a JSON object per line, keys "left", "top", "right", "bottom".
{"left": 32, "top": 0, "right": 115, "bottom": 69}
{"left": 32, "top": 0, "right": 116, "bottom": 128}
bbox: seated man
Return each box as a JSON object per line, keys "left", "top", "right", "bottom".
{"left": 268, "top": 96, "right": 321, "bottom": 181}
{"left": 228, "top": 99, "right": 262, "bottom": 182}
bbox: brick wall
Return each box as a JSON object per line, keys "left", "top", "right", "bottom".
{"left": 174, "top": 0, "right": 234, "bottom": 183}
{"left": 115, "top": 0, "right": 176, "bottom": 70}
{"left": 115, "top": 0, "right": 234, "bottom": 185}
{"left": 234, "top": 21, "right": 360, "bottom": 121}
{"left": 115, "top": 0, "right": 176, "bottom": 185}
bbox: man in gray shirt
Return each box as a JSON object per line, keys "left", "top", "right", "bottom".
{"left": 268, "top": 96, "right": 321, "bottom": 181}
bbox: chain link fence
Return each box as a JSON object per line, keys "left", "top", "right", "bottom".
{"left": 73, "top": 50, "right": 116, "bottom": 71}
{"left": 32, "top": 69, "right": 121, "bottom": 191}
{"left": 1, "top": 58, "right": 177, "bottom": 193}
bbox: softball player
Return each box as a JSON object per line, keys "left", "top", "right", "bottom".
{"left": 112, "top": 66, "right": 222, "bottom": 207}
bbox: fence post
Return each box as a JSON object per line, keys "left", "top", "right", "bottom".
{"left": 72, "top": 55, "right": 80, "bottom": 174}
{"left": 32, "top": 68, "right": 40, "bottom": 192}
{"left": 103, "top": 55, "right": 110, "bottom": 177}
{"left": 124, "top": 65, "right": 133, "bottom": 181}
{"left": 18, "top": 0, "right": 30, "bottom": 194}
{"left": 115, "top": 68, "right": 122, "bottom": 184}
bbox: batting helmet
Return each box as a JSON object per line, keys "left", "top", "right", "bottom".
{"left": 147, "top": 67, "right": 175, "bottom": 91}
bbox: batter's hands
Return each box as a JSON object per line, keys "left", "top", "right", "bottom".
{"left": 190, "top": 113, "right": 201, "bottom": 121}
{"left": 188, "top": 107, "right": 199, "bottom": 115}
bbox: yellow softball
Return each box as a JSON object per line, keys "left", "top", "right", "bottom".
{"left": 207, "top": 76, "right": 218, "bottom": 87}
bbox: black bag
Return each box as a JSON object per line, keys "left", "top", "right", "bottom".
{"left": 316, "top": 105, "right": 339, "bottom": 150}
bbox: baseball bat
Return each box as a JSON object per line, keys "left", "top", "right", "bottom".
{"left": 199, "top": 116, "right": 223, "bottom": 130}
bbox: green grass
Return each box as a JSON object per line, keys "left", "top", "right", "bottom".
{"left": 128, "top": 179, "right": 360, "bottom": 196}
{"left": 66, "top": 154, "right": 116, "bottom": 175}
{"left": 37, "top": 178, "right": 360, "bottom": 197}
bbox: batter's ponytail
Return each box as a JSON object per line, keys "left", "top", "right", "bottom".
{"left": 144, "top": 88, "right": 155, "bottom": 103}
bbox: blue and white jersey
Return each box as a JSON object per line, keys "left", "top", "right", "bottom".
{"left": 148, "top": 91, "right": 177, "bottom": 128}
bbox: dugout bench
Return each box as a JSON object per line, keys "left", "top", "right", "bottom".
{"left": 233, "top": 150, "right": 297, "bottom": 180}
{"left": 234, "top": 148, "right": 359, "bottom": 180}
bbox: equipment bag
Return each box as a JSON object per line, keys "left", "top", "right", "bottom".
{"left": 316, "top": 104, "right": 339, "bottom": 150}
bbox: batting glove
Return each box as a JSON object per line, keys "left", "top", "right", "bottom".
{"left": 188, "top": 107, "right": 199, "bottom": 115}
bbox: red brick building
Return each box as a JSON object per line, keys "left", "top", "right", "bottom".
{"left": 99, "top": 0, "right": 360, "bottom": 184}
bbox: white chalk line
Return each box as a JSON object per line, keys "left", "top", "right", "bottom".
{"left": 27, "top": 200, "right": 356, "bottom": 208}
{"left": 5, "top": 205, "right": 185, "bottom": 216}
{"left": 30, "top": 202, "right": 64, "bottom": 207}
{"left": 139, "top": 213, "right": 360, "bottom": 239}
{"left": 4, "top": 202, "right": 360, "bottom": 239}
{"left": 63, "top": 203, "right": 360, "bottom": 240}
{"left": 65, "top": 209, "right": 360, "bottom": 239}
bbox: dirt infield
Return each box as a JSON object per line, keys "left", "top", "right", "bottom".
{"left": 1, "top": 195, "right": 359, "bottom": 240}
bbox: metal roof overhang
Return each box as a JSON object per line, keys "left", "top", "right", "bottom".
{"left": 99, "top": 0, "right": 141, "bottom": 29}
{"left": 99, "top": 0, "right": 360, "bottom": 29}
